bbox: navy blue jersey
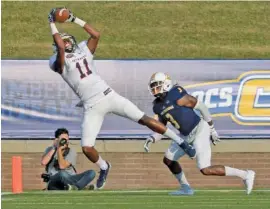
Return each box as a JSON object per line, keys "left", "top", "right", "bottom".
{"left": 153, "top": 85, "right": 201, "bottom": 136}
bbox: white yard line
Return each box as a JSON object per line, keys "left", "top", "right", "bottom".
{"left": 2, "top": 189, "right": 270, "bottom": 196}
{"left": 1, "top": 192, "right": 13, "bottom": 196}
{"left": 5, "top": 201, "right": 270, "bottom": 205}
{"left": 1, "top": 198, "right": 14, "bottom": 201}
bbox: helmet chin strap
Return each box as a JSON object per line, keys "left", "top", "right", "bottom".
{"left": 154, "top": 92, "right": 167, "bottom": 99}
{"left": 65, "top": 48, "right": 73, "bottom": 53}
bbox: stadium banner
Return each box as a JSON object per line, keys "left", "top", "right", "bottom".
{"left": 1, "top": 60, "right": 270, "bottom": 139}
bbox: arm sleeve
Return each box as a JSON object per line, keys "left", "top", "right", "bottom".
{"left": 43, "top": 146, "right": 54, "bottom": 155}
{"left": 65, "top": 149, "right": 77, "bottom": 166}
{"left": 44, "top": 147, "right": 51, "bottom": 154}
{"left": 194, "top": 100, "right": 212, "bottom": 122}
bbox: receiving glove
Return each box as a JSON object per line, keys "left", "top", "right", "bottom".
{"left": 210, "top": 125, "right": 221, "bottom": 145}
{"left": 144, "top": 136, "right": 154, "bottom": 152}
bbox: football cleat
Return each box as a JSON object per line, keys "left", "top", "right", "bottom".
{"left": 96, "top": 162, "right": 111, "bottom": 189}
{"left": 169, "top": 184, "right": 194, "bottom": 196}
{"left": 244, "top": 170, "right": 255, "bottom": 195}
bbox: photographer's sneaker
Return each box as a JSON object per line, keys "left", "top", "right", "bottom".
{"left": 96, "top": 162, "right": 111, "bottom": 189}
{"left": 67, "top": 184, "right": 78, "bottom": 191}
{"left": 244, "top": 170, "right": 255, "bottom": 195}
{"left": 87, "top": 184, "right": 96, "bottom": 190}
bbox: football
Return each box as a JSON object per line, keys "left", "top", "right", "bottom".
{"left": 54, "top": 8, "right": 70, "bottom": 23}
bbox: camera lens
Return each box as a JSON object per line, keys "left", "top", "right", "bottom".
{"left": 59, "top": 138, "right": 67, "bottom": 146}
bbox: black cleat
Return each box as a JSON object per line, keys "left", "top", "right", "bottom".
{"left": 96, "top": 162, "right": 111, "bottom": 189}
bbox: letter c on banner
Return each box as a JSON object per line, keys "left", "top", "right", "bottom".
{"left": 234, "top": 75, "right": 270, "bottom": 124}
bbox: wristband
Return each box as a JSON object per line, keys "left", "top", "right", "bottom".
{"left": 50, "top": 23, "right": 59, "bottom": 35}
{"left": 151, "top": 133, "right": 163, "bottom": 143}
{"left": 74, "top": 17, "right": 86, "bottom": 27}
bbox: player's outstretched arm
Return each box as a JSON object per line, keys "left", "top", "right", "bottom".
{"left": 177, "top": 93, "right": 220, "bottom": 145}
{"left": 65, "top": 9, "right": 100, "bottom": 54}
{"left": 177, "top": 94, "right": 213, "bottom": 125}
{"left": 48, "top": 9, "right": 65, "bottom": 74}
{"left": 83, "top": 23, "right": 100, "bottom": 54}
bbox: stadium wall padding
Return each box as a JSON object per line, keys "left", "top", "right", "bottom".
{"left": 2, "top": 60, "right": 270, "bottom": 139}
{"left": 1, "top": 140, "right": 270, "bottom": 190}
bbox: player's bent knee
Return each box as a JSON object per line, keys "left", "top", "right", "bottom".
{"left": 138, "top": 115, "right": 162, "bottom": 129}
{"left": 82, "top": 146, "right": 95, "bottom": 154}
{"left": 138, "top": 114, "right": 148, "bottom": 125}
{"left": 163, "top": 157, "right": 173, "bottom": 166}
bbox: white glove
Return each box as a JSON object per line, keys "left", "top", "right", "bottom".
{"left": 48, "top": 8, "right": 56, "bottom": 23}
{"left": 144, "top": 137, "right": 154, "bottom": 152}
{"left": 65, "top": 8, "right": 76, "bottom": 23}
{"left": 210, "top": 125, "right": 221, "bottom": 145}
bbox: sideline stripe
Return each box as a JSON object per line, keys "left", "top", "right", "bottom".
{"left": 2, "top": 189, "right": 270, "bottom": 196}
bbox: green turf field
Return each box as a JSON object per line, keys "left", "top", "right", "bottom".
{"left": 2, "top": 190, "right": 270, "bottom": 209}
{"left": 2, "top": 1, "right": 270, "bottom": 59}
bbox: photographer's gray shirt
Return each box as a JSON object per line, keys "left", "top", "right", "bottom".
{"left": 43, "top": 146, "right": 77, "bottom": 176}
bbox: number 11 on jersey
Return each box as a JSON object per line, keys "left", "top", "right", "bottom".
{"left": 76, "top": 58, "right": 92, "bottom": 79}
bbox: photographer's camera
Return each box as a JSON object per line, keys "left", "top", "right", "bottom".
{"left": 59, "top": 138, "right": 67, "bottom": 146}
{"left": 41, "top": 173, "right": 50, "bottom": 182}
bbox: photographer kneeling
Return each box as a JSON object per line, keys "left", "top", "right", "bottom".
{"left": 41, "top": 128, "right": 96, "bottom": 190}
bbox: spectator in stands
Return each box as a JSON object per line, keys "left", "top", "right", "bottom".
{"left": 41, "top": 128, "right": 96, "bottom": 190}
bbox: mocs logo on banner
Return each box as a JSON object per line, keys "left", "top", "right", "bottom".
{"left": 186, "top": 71, "right": 270, "bottom": 126}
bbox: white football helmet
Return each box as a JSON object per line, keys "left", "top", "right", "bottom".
{"left": 52, "top": 33, "right": 77, "bottom": 53}
{"left": 148, "top": 72, "right": 173, "bottom": 97}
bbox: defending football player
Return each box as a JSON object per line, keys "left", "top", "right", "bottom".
{"left": 47, "top": 8, "right": 196, "bottom": 190}
{"left": 144, "top": 72, "right": 255, "bottom": 195}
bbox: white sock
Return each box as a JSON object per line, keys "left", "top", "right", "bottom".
{"left": 95, "top": 156, "right": 108, "bottom": 170}
{"left": 163, "top": 128, "right": 184, "bottom": 144}
{"left": 225, "top": 166, "right": 248, "bottom": 180}
{"left": 175, "top": 172, "right": 190, "bottom": 186}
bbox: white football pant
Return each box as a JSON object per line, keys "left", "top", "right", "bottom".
{"left": 165, "top": 120, "right": 211, "bottom": 169}
{"left": 81, "top": 90, "right": 144, "bottom": 147}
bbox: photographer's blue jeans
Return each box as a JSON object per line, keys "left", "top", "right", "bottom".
{"left": 48, "top": 170, "right": 95, "bottom": 190}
